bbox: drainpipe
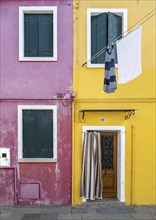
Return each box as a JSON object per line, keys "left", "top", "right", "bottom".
{"left": 14, "top": 166, "right": 18, "bottom": 206}
{"left": 72, "top": 101, "right": 75, "bottom": 205}
{"left": 131, "top": 125, "right": 134, "bottom": 205}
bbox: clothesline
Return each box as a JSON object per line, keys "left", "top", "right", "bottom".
{"left": 82, "top": 8, "right": 156, "bottom": 67}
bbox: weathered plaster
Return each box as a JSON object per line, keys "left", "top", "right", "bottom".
{"left": 0, "top": 0, "right": 73, "bottom": 99}
{"left": 0, "top": 169, "right": 15, "bottom": 205}
{"left": 0, "top": 0, "right": 73, "bottom": 205}
{"left": 0, "top": 100, "right": 72, "bottom": 205}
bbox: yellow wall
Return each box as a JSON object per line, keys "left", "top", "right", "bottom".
{"left": 73, "top": 0, "right": 156, "bottom": 205}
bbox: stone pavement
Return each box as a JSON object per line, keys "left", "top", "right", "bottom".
{"left": 0, "top": 204, "right": 156, "bottom": 220}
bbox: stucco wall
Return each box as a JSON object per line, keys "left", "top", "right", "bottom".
{"left": 73, "top": 0, "right": 156, "bottom": 205}
{"left": 0, "top": 100, "right": 72, "bottom": 205}
{"left": 0, "top": 0, "right": 73, "bottom": 99}
{"left": 0, "top": 0, "right": 73, "bottom": 205}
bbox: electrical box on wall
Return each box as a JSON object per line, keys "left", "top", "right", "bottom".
{"left": 0, "top": 148, "right": 10, "bottom": 166}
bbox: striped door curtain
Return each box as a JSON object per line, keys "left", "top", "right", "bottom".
{"left": 80, "top": 131, "right": 103, "bottom": 200}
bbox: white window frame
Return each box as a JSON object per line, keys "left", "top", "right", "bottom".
{"left": 19, "top": 6, "right": 57, "bottom": 61}
{"left": 87, "top": 8, "right": 128, "bottom": 68}
{"left": 18, "top": 105, "right": 57, "bottom": 162}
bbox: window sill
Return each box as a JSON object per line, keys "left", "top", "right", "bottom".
{"left": 19, "top": 57, "right": 57, "bottom": 62}
{"left": 18, "top": 158, "right": 57, "bottom": 163}
{"left": 87, "top": 63, "right": 118, "bottom": 68}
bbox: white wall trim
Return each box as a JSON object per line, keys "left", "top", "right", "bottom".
{"left": 18, "top": 105, "right": 57, "bottom": 162}
{"left": 87, "top": 8, "right": 128, "bottom": 68}
{"left": 82, "top": 126, "right": 125, "bottom": 202}
{"left": 19, "top": 6, "right": 57, "bottom": 61}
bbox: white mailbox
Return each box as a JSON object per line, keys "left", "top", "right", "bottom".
{"left": 0, "top": 148, "right": 10, "bottom": 166}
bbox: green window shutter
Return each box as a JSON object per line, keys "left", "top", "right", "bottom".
{"left": 23, "top": 110, "right": 38, "bottom": 158}
{"left": 91, "top": 16, "right": 98, "bottom": 64}
{"left": 24, "top": 14, "right": 39, "bottom": 57}
{"left": 39, "top": 14, "right": 53, "bottom": 57}
{"left": 37, "top": 110, "right": 53, "bottom": 158}
{"left": 108, "top": 12, "right": 122, "bottom": 63}
{"left": 23, "top": 110, "right": 53, "bottom": 158}
{"left": 91, "top": 13, "right": 108, "bottom": 64}
{"left": 24, "top": 14, "right": 53, "bottom": 57}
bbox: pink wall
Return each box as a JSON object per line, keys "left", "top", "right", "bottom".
{"left": 0, "top": 0, "right": 73, "bottom": 205}
{"left": 0, "top": 0, "right": 73, "bottom": 99}
{"left": 0, "top": 168, "right": 15, "bottom": 205}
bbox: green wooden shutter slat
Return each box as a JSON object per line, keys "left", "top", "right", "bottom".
{"left": 96, "top": 13, "right": 108, "bottom": 63}
{"left": 37, "top": 110, "right": 53, "bottom": 158}
{"left": 91, "top": 13, "right": 108, "bottom": 64}
{"left": 108, "top": 12, "right": 122, "bottom": 63}
{"left": 91, "top": 16, "right": 97, "bottom": 64}
{"left": 108, "top": 12, "right": 122, "bottom": 43}
{"left": 23, "top": 110, "right": 37, "bottom": 158}
{"left": 39, "top": 14, "right": 53, "bottom": 57}
{"left": 24, "top": 14, "right": 39, "bottom": 57}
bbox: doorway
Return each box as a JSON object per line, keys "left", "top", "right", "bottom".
{"left": 82, "top": 126, "right": 125, "bottom": 202}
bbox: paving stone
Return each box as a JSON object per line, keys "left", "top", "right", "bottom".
{"left": 58, "top": 214, "right": 81, "bottom": 220}
{"left": 96, "top": 206, "right": 123, "bottom": 214}
{"left": 21, "top": 208, "right": 41, "bottom": 214}
{"left": 0, "top": 204, "right": 156, "bottom": 220}
{"left": 83, "top": 206, "right": 99, "bottom": 214}
{"left": 72, "top": 206, "right": 85, "bottom": 214}
{"left": 0, "top": 213, "right": 11, "bottom": 220}
{"left": 82, "top": 213, "right": 107, "bottom": 219}
{"left": 21, "top": 213, "right": 41, "bottom": 220}
{"left": 150, "top": 213, "right": 156, "bottom": 220}
{"left": 41, "top": 206, "right": 71, "bottom": 214}
{"left": 8, "top": 217, "right": 22, "bottom": 220}
{"left": 132, "top": 213, "right": 154, "bottom": 219}
{"left": 8, "top": 208, "right": 28, "bottom": 219}
{"left": 8, "top": 212, "right": 23, "bottom": 220}
{"left": 119, "top": 206, "right": 137, "bottom": 213}
{"left": 134, "top": 205, "right": 156, "bottom": 213}
{"left": 39, "top": 214, "right": 58, "bottom": 220}
{"left": 0, "top": 206, "right": 14, "bottom": 214}
{"left": 107, "top": 213, "right": 134, "bottom": 219}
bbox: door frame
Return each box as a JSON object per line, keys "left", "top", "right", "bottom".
{"left": 82, "top": 126, "right": 125, "bottom": 202}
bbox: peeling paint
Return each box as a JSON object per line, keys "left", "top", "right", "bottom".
{"left": 0, "top": 101, "right": 72, "bottom": 205}
{"left": 0, "top": 169, "right": 15, "bottom": 205}
{"left": 48, "top": 167, "right": 52, "bottom": 173}
{"left": 0, "top": 0, "right": 72, "bottom": 206}
{"left": 55, "top": 163, "right": 60, "bottom": 177}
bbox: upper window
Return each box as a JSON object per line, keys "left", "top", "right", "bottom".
{"left": 19, "top": 6, "right": 57, "bottom": 61}
{"left": 18, "top": 105, "right": 57, "bottom": 162}
{"left": 87, "top": 8, "right": 127, "bottom": 68}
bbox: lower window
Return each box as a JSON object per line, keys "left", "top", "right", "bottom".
{"left": 18, "top": 105, "right": 57, "bottom": 162}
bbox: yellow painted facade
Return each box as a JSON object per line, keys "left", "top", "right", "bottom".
{"left": 72, "top": 0, "right": 156, "bottom": 205}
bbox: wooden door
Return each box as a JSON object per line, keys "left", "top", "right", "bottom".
{"left": 101, "top": 132, "right": 117, "bottom": 198}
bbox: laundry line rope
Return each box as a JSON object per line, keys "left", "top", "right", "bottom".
{"left": 82, "top": 8, "right": 156, "bottom": 67}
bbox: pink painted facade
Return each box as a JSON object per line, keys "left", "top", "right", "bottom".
{"left": 0, "top": 0, "right": 73, "bottom": 205}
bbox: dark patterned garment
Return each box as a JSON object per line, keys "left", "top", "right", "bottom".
{"left": 104, "top": 45, "right": 117, "bottom": 93}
